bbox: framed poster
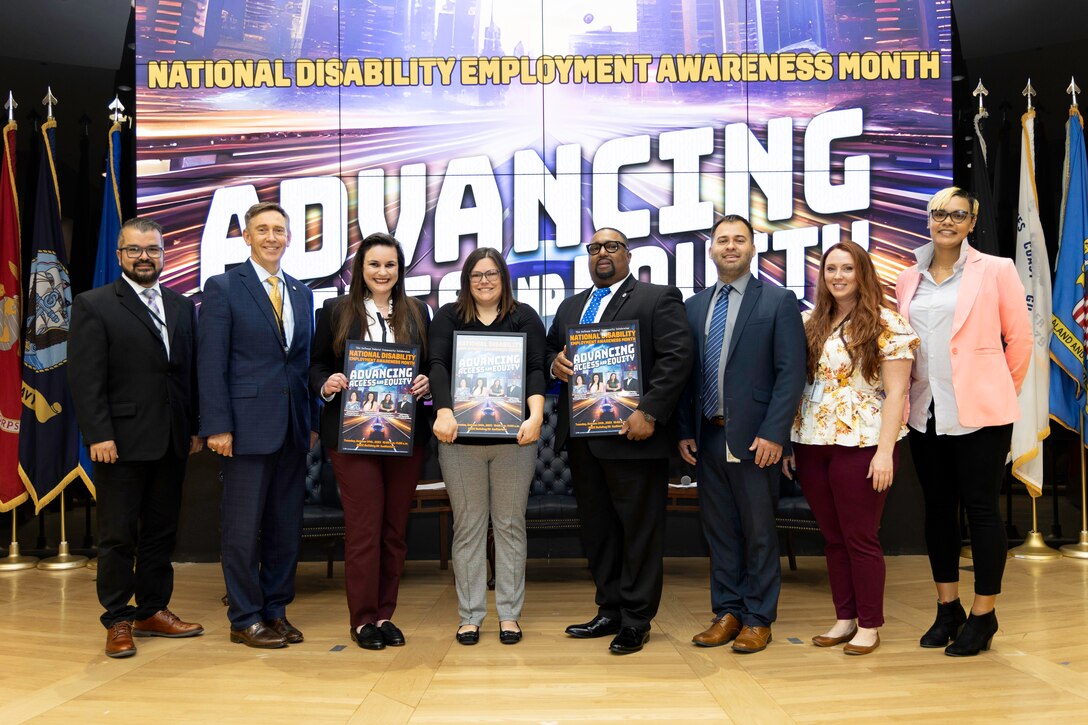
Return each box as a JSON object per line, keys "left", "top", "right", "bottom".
{"left": 338, "top": 340, "right": 419, "bottom": 456}
{"left": 568, "top": 321, "right": 642, "bottom": 436}
{"left": 451, "top": 331, "right": 527, "bottom": 438}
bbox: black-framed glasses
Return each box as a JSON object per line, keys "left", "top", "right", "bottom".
{"left": 586, "top": 241, "right": 627, "bottom": 255}
{"left": 469, "top": 269, "right": 501, "bottom": 283}
{"left": 929, "top": 209, "right": 973, "bottom": 224}
{"left": 120, "top": 246, "right": 163, "bottom": 259}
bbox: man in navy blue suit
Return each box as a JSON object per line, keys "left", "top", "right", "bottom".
{"left": 199, "top": 202, "right": 316, "bottom": 649}
{"left": 677, "top": 215, "right": 806, "bottom": 654}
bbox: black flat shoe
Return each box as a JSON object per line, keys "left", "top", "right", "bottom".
{"left": 456, "top": 626, "right": 480, "bottom": 645}
{"left": 499, "top": 623, "right": 522, "bottom": 645}
{"left": 351, "top": 624, "right": 385, "bottom": 650}
{"left": 378, "top": 621, "right": 405, "bottom": 646}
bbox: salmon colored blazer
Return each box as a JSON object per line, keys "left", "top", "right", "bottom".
{"left": 895, "top": 245, "right": 1031, "bottom": 428}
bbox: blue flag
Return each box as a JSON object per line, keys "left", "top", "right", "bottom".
{"left": 1050, "top": 108, "right": 1088, "bottom": 446}
{"left": 92, "top": 121, "right": 122, "bottom": 287}
{"left": 17, "top": 118, "right": 92, "bottom": 511}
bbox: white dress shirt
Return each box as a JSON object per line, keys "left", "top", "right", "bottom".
{"left": 122, "top": 274, "right": 169, "bottom": 357}
{"left": 250, "top": 259, "right": 294, "bottom": 350}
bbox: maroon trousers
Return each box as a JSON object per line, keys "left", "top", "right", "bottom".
{"left": 793, "top": 443, "right": 896, "bottom": 628}
{"left": 327, "top": 447, "right": 425, "bottom": 627}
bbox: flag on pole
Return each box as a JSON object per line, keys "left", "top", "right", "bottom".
{"left": 18, "top": 118, "right": 92, "bottom": 511}
{"left": 1011, "top": 109, "right": 1053, "bottom": 498}
{"left": 0, "top": 118, "right": 25, "bottom": 512}
{"left": 1050, "top": 107, "right": 1088, "bottom": 447}
{"left": 970, "top": 111, "right": 1003, "bottom": 257}
{"left": 91, "top": 121, "right": 122, "bottom": 288}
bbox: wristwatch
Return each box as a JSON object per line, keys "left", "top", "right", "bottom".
{"left": 639, "top": 410, "right": 656, "bottom": 423}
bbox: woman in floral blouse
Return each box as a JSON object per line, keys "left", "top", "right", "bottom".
{"left": 784, "top": 241, "right": 918, "bottom": 656}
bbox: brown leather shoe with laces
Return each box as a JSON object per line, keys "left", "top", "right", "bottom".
{"left": 133, "top": 609, "right": 204, "bottom": 638}
{"left": 732, "top": 625, "right": 772, "bottom": 653}
{"left": 692, "top": 613, "right": 743, "bottom": 647}
{"left": 105, "top": 621, "right": 137, "bottom": 658}
{"left": 265, "top": 617, "right": 304, "bottom": 643}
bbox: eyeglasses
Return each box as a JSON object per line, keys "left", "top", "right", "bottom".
{"left": 929, "top": 209, "right": 973, "bottom": 224}
{"left": 120, "top": 246, "right": 163, "bottom": 259}
{"left": 469, "top": 270, "right": 501, "bottom": 283}
{"left": 586, "top": 241, "right": 627, "bottom": 255}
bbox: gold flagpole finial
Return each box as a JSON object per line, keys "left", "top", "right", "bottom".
{"left": 972, "top": 79, "right": 989, "bottom": 114}
{"left": 1068, "top": 76, "right": 1082, "bottom": 108}
{"left": 1022, "top": 79, "right": 1036, "bottom": 110}
{"left": 108, "top": 95, "right": 127, "bottom": 124}
{"left": 4, "top": 91, "right": 16, "bottom": 123}
{"left": 41, "top": 86, "right": 58, "bottom": 119}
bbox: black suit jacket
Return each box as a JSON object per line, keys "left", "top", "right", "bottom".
{"left": 546, "top": 276, "right": 693, "bottom": 459}
{"left": 309, "top": 295, "right": 432, "bottom": 451}
{"left": 69, "top": 277, "right": 198, "bottom": 461}
{"left": 676, "top": 277, "right": 806, "bottom": 456}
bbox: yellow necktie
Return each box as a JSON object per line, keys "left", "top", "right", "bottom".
{"left": 268, "top": 277, "right": 284, "bottom": 331}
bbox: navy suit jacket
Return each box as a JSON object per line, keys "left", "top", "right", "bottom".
{"left": 676, "top": 276, "right": 806, "bottom": 458}
{"left": 546, "top": 276, "right": 692, "bottom": 459}
{"left": 69, "top": 278, "right": 198, "bottom": 461}
{"left": 198, "top": 260, "right": 314, "bottom": 455}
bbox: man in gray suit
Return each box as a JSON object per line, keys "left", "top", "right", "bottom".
{"left": 677, "top": 215, "right": 806, "bottom": 654}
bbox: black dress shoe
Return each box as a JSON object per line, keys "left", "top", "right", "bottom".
{"left": 565, "top": 615, "right": 621, "bottom": 639}
{"left": 499, "top": 623, "right": 522, "bottom": 645}
{"left": 609, "top": 626, "right": 650, "bottom": 655}
{"left": 230, "top": 621, "right": 287, "bottom": 649}
{"left": 351, "top": 624, "right": 386, "bottom": 650}
{"left": 266, "top": 617, "right": 304, "bottom": 644}
{"left": 378, "top": 621, "right": 405, "bottom": 646}
{"left": 456, "top": 626, "right": 480, "bottom": 645}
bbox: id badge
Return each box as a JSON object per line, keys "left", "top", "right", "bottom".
{"left": 808, "top": 380, "right": 825, "bottom": 404}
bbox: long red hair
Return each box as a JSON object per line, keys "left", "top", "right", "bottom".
{"left": 805, "top": 241, "right": 889, "bottom": 384}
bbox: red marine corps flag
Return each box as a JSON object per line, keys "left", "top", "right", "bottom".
{"left": 0, "top": 96, "right": 25, "bottom": 512}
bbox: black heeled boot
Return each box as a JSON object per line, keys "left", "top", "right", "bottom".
{"left": 945, "top": 610, "right": 998, "bottom": 657}
{"left": 919, "top": 599, "right": 967, "bottom": 648}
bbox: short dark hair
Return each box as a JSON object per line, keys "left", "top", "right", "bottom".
{"left": 244, "top": 201, "right": 290, "bottom": 227}
{"left": 711, "top": 214, "right": 754, "bottom": 240}
{"left": 117, "top": 217, "right": 163, "bottom": 246}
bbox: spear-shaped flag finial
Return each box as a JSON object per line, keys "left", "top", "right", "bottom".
{"left": 1022, "top": 79, "right": 1036, "bottom": 110}
{"left": 972, "top": 79, "right": 989, "bottom": 116}
{"left": 42, "top": 86, "right": 58, "bottom": 119}
{"left": 1068, "top": 76, "right": 1081, "bottom": 108}
{"left": 108, "top": 95, "right": 126, "bottom": 124}
{"left": 4, "top": 91, "right": 16, "bottom": 123}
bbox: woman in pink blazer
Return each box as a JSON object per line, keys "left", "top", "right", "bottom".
{"left": 895, "top": 186, "right": 1031, "bottom": 657}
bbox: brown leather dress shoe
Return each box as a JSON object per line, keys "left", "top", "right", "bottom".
{"left": 265, "top": 617, "right": 304, "bottom": 644}
{"left": 692, "top": 613, "right": 743, "bottom": 647}
{"left": 811, "top": 625, "right": 857, "bottom": 648}
{"left": 230, "top": 621, "right": 287, "bottom": 648}
{"left": 105, "top": 621, "right": 137, "bottom": 658}
{"left": 732, "top": 625, "right": 772, "bottom": 653}
{"left": 844, "top": 632, "right": 880, "bottom": 656}
{"left": 133, "top": 609, "right": 204, "bottom": 638}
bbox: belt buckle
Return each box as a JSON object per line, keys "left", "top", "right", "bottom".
{"left": 709, "top": 416, "right": 724, "bottom": 427}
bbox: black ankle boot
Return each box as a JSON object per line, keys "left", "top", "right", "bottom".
{"left": 919, "top": 599, "right": 967, "bottom": 648}
{"left": 945, "top": 610, "right": 998, "bottom": 657}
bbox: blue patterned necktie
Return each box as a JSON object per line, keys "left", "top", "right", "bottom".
{"left": 580, "top": 287, "right": 611, "bottom": 324}
{"left": 702, "top": 284, "right": 732, "bottom": 420}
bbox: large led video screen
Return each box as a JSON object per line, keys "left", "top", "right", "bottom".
{"left": 135, "top": 0, "right": 952, "bottom": 320}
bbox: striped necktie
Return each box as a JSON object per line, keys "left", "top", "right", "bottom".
{"left": 702, "top": 284, "right": 732, "bottom": 420}
{"left": 267, "top": 276, "right": 285, "bottom": 339}
{"left": 142, "top": 287, "right": 169, "bottom": 354}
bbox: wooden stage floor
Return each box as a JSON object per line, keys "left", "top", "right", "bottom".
{"left": 2, "top": 555, "right": 1086, "bottom": 723}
